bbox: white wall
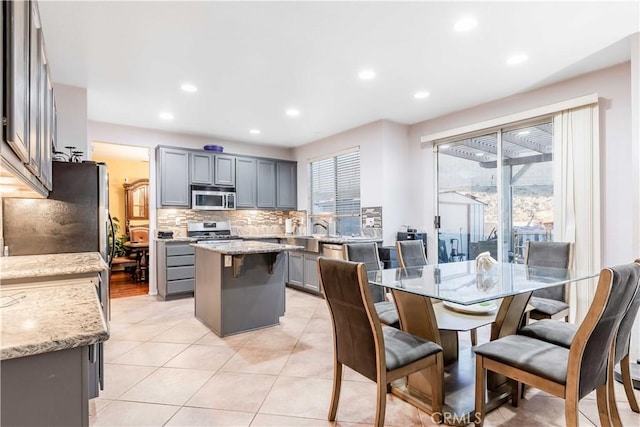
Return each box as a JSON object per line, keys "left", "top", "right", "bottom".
{"left": 381, "top": 121, "right": 411, "bottom": 244}
{"left": 408, "top": 62, "right": 636, "bottom": 268}
{"left": 88, "top": 121, "right": 293, "bottom": 160}
{"left": 53, "top": 84, "right": 88, "bottom": 157}
{"left": 293, "top": 120, "right": 413, "bottom": 245}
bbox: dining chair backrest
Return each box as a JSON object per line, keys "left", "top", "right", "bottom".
{"left": 396, "top": 240, "right": 427, "bottom": 268}
{"left": 568, "top": 263, "right": 640, "bottom": 399}
{"left": 613, "top": 259, "right": 640, "bottom": 364}
{"left": 525, "top": 241, "right": 573, "bottom": 301}
{"left": 130, "top": 227, "right": 149, "bottom": 243}
{"left": 343, "top": 242, "right": 385, "bottom": 304}
{"left": 317, "top": 257, "right": 380, "bottom": 381}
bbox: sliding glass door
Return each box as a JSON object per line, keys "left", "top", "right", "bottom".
{"left": 435, "top": 119, "right": 554, "bottom": 263}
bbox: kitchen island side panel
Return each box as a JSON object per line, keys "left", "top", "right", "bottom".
{"left": 220, "top": 252, "right": 284, "bottom": 335}
{"left": 194, "top": 247, "right": 286, "bottom": 337}
{"left": 194, "top": 248, "right": 223, "bottom": 335}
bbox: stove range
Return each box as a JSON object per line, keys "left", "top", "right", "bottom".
{"left": 187, "top": 221, "right": 242, "bottom": 243}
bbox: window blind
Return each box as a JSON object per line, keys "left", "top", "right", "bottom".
{"left": 308, "top": 149, "right": 361, "bottom": 234}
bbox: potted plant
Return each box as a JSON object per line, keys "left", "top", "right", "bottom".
{"left": 109, "top": 216, "right": 129, "bottom": 257}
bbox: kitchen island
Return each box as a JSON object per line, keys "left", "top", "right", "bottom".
{"left": 192, "top": 241, "right": 302, "bottom": 337}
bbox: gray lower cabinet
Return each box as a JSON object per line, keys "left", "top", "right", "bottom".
{"left": 157, "top": 147, "right": 190, "bottom": 207}
{"left": 287, "top": 251, "right": 320, "bottom": 294}
{"left": 156, "top": 241, "right": 195, "bottom": 299}
{"left": 1, "top": 346, "right": 90, "bottom": 427}
{"left": 288, "top": 251, "right": 303, "bottom": 287}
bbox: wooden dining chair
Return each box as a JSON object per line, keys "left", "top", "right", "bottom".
{"left": 396, "top": 239, "right": 484, "bottom": 348}
{"left": 474, "top": 262, "right": 640, "bottom": 427}
{"left": 129, "top": 227, "right": 149, "bottom": 243}
{"left": 524, "top": 241, "right": 573, "bottom": 321}
{"left": 317, "top": 257, "right": 445, "bottom": 426}
{"left": 343, "top": 242, "right": 400, "bottom": 329}
{"left": 396, "top": 240, "right": 427, "bottom": 268}
{"left": 519, "top": 259, "right": 640, "bottom": 423}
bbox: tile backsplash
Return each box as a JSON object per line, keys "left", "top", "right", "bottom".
{"left": 361, "top": 206, "right": 383, "bottom": 239}
{"left": 157, "top": 209, "right": 307, "bottom": 237}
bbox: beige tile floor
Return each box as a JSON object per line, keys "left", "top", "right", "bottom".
{"left": 92, "top": 288, "right": 640, "bottom": 426}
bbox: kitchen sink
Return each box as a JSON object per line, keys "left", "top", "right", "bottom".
{"left": 285, "top": 236, "right": 320, "bottom": 253}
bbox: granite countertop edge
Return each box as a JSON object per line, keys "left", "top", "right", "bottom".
{"left": 191, "top": 242, "right": 304, "bottom": 255}
{"left": 0, "top": 282, "right": 110, "bottom": 361}
{"left": 0, "top": 253, "right": 108, "bottom": 281}
{"left": 156, "top": 235, "right": 383, "bottom": 244}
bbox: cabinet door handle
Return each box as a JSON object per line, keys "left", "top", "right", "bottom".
{"left": 88, "top": 343, "right": 97, "bottom": 363}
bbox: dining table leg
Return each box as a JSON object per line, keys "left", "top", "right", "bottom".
{"left": 388, "top": 289, "right": 533, "bottom": 425}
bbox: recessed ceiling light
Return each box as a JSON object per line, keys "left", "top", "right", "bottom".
{"left": 475, "top": 152, "right": 484, "bottom": 156}
{"left": 249, "top": 129, "right": 261, "bottom": 135}
{"left": 159, "top": 112, "right": 174, "bottom": 120}
{"left": 506, "top": 53, "right": 528, "bottom": 66}
{"left": 454, "top": 16, "right": 478, "bottom": 32}
{"left": 440, "top": 145, "right": 450, "bottom": 149}
{"left": 181, "top": 83, "right": 198, "bottom": 93}
{"left": 414, "top": 91, "right": 430, "bottom": 99}
{"left": 517, "top": 130, "right": 530, "bottom": 136}
{"left": 286, "top": 108, "right": 300, "bottom": 117}
{"left": 358, "top": 69, "right": 376, "bottom": 80}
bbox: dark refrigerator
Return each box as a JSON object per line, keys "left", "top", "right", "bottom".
{"left": 2, "top": 160, "right": 113, "bottom": 398}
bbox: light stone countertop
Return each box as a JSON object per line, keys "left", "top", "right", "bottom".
{"left": 0, "top": 252, "right": 108, "bottom": 281}
{"left": 0, "top": 280, "right": 109, "bottom": 360}
{"left": 192, "top": 241, "right": 304, "bottom": 255}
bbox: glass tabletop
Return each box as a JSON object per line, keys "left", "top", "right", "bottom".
{"left": 367, "top": 261, "right": 598, "bottom": 305}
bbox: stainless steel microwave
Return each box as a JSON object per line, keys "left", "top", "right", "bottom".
{"left": 192, "top": 189, "right": 236, "bottom": 210}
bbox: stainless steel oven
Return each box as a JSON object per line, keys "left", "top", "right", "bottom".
{"left": 191, "top": 188, "right": 236, "bottom": 210}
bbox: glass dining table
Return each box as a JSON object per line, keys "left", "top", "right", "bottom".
{"left": 368, "top": 261, "right": 597, "bottom": 425}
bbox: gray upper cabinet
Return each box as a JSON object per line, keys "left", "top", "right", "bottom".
{"left": 1, "top": 1, "right": 54, "bottom": 197}
{"left": 157, "top": 147, "right": 190, "bottom": 207}
{"left": 276, "top": 161, "right": 297, "bottom": 209}
{"left": 4, "top": 0, "right": 30, "bottom": 164}
{"left": 214, "top": 155, "right": 235, "bottom": 187}
{"left": 190, "top": 152, "right": 213, "bottom": 185}
{"left": 257, "top": 159, "right": 276, "bottom": 208}
{"left": 235, "top": 157, "right": 257, "bottom": 208}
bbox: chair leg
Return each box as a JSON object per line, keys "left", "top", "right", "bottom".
{"left": 621, "top": 354, "right": 640, "bottom": 412}
{"left": 475, "top": 355, "right": 486, "bottom": 426}
{"left": 328, "top": 361, "right": 342, "bottom": 421}
{"left": 608, "top": 356, "right": 623, "bottom": 427}
{"left": 510, "top": 379, "right": 519, "bottom": 408}
{"left": 470, "top": 328, "right": 478, "bottom": 346}
{"left": 431, "top": 353, "right": 444, "bottom": 424}
{"left": 375, "top": 377, "right": 387, "bottom": 427}
{"left": 565, "top": 394, "right": 579, "bottom": 427}
{"left": 596, "top": 384, "right": 612, "bottom": 427}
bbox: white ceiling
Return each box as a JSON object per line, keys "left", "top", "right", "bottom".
{"left": 38, "top": 1, "right": 639, "bottom": 148}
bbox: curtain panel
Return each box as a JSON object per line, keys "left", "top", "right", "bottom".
{"left": 553, "top": 103, "right": 600, "bottom": 323}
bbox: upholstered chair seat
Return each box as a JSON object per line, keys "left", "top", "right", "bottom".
{"left": 474, "top": 262, "right": 640, "bottom": 427}
{"left": 519, "top": 260, "right": 640, "bottom": 420}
